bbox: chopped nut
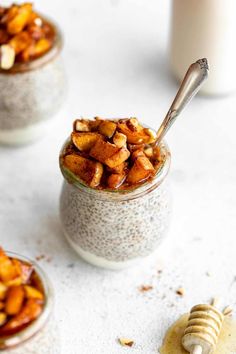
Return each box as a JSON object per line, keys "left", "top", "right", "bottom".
{"left": 139, "top": 285, "right": 153, "bottom": 292}
{"left": 113, "top": 132, "right": 127, "bottom": 148}
{"left": 127, "top": 117, "right": 139, "bottom": 131}
{"left": 34, "top": 17, "right": 42, "bottom": 27}
{"left": 223, "top": 306, "right": 233, "bottom": 316}
{"left": 74, "top": 120, "right": 90, "bottom": 132}
{"left": 0, "top": 44, "right": 15, "bottom": 69}
{"left": 143, "top": 128, "right": 157, "bottom": 144}
{"left": 176, "top": 287, "right": 185, "bottom": 296}
{"left": 144, "top": 147, "right": 153, "bottom": 158}
{"left": 118, "top": 338, "right": 134, "bottom": 347}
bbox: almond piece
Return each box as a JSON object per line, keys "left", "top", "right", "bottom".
{"left": 113, "top": 132, "right": 127, "bottom": 148}
{"left": 74, "top": 120, "right": 90, "bottom": 132}
{"left": 118, "top": 338, "right": 134, "bottom": 347}
{"left": 0, "top": 44, "right": 15, "bottom": 70}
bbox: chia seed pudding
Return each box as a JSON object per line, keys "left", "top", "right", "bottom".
{"left": 0, "top": 252, "right": 60, "bottom": 353}
{"left": 0, "top": 14, "right": 66, "bottom": 145}
{"left": 59, "top": 119, "right": 171, "bottom": 269}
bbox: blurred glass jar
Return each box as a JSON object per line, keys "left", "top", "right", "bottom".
{"left": 59, "top": 139, "right": 171, "bottom": 270}
{"left": 0, "top": 18, "right": 66, "bottom": 145}
{"left": 170, "top": 0, "right": 236, "bottom": 95}
{"left": 0, "top": 252, "right": 60, "bottom": 354}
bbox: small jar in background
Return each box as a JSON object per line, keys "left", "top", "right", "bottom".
{"left": 0, "top": 252, "right": 60, "bottom": 354}
{"left": 0, "top": 18, "right": 66, "bottom": 145}
{"left": 59, "top": 139, "right": 172, "bottom": 270}
{"left": 170, "top": 0, "right": 236, "bottom": 95}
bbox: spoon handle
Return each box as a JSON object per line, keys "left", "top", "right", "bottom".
{"left": 155, "top": 58, "right": 209, "bottom": 145}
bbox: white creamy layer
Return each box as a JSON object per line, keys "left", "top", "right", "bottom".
{"left": 0, "top": 119, "right": 54, "bottom": 145}
{"left": 65, "top": 235, "right": 151, "bottom": 270}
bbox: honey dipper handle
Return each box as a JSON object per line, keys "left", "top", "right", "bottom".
{"left": 191, "top": 345, "right": 203, "bottom": 354}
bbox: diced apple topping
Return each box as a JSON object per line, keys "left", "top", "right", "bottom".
{"left": 127, "top": 156, "right": 155, "bottom": 184}
{"left": 0, "top": 247, "right": 45, "bottom": 337}
{"left": 61, "top": 117, "right": 163, "bottom": 189}
{"left": 0, "top": 3, "right": 55, "bottom": 70}
{"left": 64, "top": 154, "right": 103, "bottom": 187}
{"left": 71, "top": 132, "right": 102, "bottom": 152}
{"left": 98, "top": 120, "right": 117, "bottom": 138}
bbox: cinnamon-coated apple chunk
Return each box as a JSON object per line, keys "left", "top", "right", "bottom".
{"left": 64, "top": 154, "right": 103, "bottom": 187}
{"left": 71, "top": 132, "right": 102, "bottom": 152}
{"left": 127, "top": 156, "right": 155, "bottom": 184}
{"left": 98, "top": 120, "right": 117, "bottom": 138}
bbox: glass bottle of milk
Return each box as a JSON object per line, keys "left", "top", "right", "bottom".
{"left": 170, "top": 0, "right": 236, "bottom": 95}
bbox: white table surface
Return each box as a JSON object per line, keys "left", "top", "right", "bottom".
{"left": 1, "top": 0, "right": 236, "bottom": 353}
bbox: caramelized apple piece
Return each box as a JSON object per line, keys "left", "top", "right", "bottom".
{"left": 127, "top": 156, "right": 155, "bottom": 184}
{"left": 0, "top": 312, "right": 7, "bottom": 327}
{"left": 144, "top": 147, "right": 153, "bottom": 158}
{"left": 107, "top": 161, "right": 127, "bottom": 174}
{"left": 7, "top": 3, "right": 32, "bottom": 35}
{"left": 117, "top": 121, "right": 150, "bottom": 144}
{"left": 0, "top": 282, "right": 7, "bottom": 300}
{"left": 89, "top": 118, "right": 102, "bottom": 131}
{"left": 98, "top": 120, "right": 117, "bottom": 138}
{"left": 33, "top": 38, "right": 51, "bottom": 58}
{"left": 131, "top": 149, "right": 145, "bottom": 161}
{"left": 64, "top": 154, "right": 103, "bottom": 187}
{"left": 0, "top": 298, "right": 42, "bottom": 335}
{"left": 0, "top": 5, "right": 18, "bottom": 25}
{"left": 0, "top": 302, "right": 4, "bottom": 311}
{"left": 143, "top": 128, "right": 156, "bottom": 144}
{"left": 71, "top": 132, "right": 101, "bottom": 152}
{"left": 5, "top": 285, "right": 24, "bottom": 315}
{"left": 0, "top": 248, "right": 19, "bottom": 283}
{"left": 12, "top": 259, "right": 33, "bottom": 284}
{"left": 107, "top": 173, "right": 126, "bottom": 189}
{"left": 89, "top": 139, "right": 119, "bottom": 163}
{"left": 105, "top": 147, "right": 130, "bottom": 168}
{"left": 9, "top": 31, "right": 31, "bottom": 54}
{"left": 24, "top": 285, "right": 44, "bottom": 301}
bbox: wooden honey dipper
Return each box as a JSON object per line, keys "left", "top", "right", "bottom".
{"left": 182, "top": 299, "right": 224, "bottom": 354}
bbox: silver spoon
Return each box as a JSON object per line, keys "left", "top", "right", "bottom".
{"left": 154, "top": 58, "right": 209, "bottom": 146}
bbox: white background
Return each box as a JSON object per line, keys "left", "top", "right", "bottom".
{"left": 1, "top": 0, "right": 236, "bottom": 353}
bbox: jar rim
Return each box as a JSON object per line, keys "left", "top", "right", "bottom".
{"left": 59, "top": 137, "right": 171, "bottom": 201}
{"left": 0, "top": 14, "right": 63, "bottom": 75}
{"left": 0, "top": 251, "right": 54, "bottom": 350}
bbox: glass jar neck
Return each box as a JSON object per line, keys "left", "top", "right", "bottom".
{"left": 60, "top": 140, "right": 171, "bottom": 201}
{"left": 0, "top": 252, "right": 54, "bottom": 350}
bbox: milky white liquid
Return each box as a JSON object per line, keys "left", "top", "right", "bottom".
{"left": 170, "top": 0, "right": 236, "bottom": 95}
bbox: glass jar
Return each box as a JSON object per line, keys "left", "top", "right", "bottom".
{"left": 0, "top": 252, "right": 60, "bottom": 354}
{"left": 170, "top": 0, "right": 236, "bottom": 95}
{"left": 0, "top": 17, "right": 66, "bottom": 145}
{"left": 59, "top": 140, "right": 171, "bottom": 270}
